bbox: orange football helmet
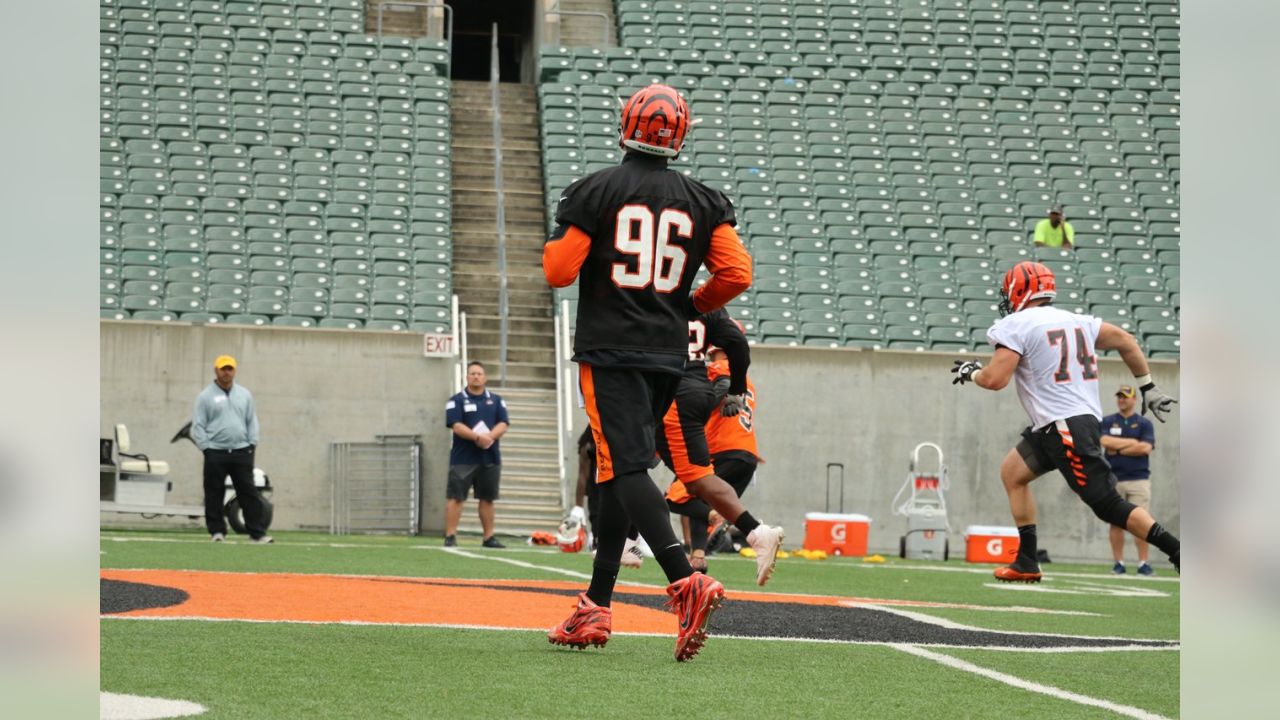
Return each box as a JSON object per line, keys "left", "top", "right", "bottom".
{"left": 999, "top": 261, "right": 1057, "bottom": 316}
{"left": 618, "top": 84, "right": 691, "bottom": 158}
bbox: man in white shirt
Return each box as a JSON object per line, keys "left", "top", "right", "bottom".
{"left": 952, "top": 261, "right": 1180, "bottom": 582}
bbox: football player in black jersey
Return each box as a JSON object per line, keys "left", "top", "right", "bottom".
{"left": 543, "top": 84, "right": 752, "bottom": 662}
{"left": 657, "top": 310, "right": 783, "bottom": 583}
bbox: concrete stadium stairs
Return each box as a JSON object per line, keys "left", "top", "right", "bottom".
{"left": 449, "top": 80, "right": 563, "bottom": 536}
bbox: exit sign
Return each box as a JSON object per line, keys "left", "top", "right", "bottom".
{"left": 422, "top": 333, "right": 455, "bottom": 357}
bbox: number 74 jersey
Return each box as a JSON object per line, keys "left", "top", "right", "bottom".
{"left": 986, "top": 305, "right": 1104, "bottom": 429}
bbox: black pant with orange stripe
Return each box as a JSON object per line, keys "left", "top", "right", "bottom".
{"left": 579, "top": 364, "right": 681, "bottom": 483}
{"left": 1017, "top": 414, "right": 1137, "bottom": 527}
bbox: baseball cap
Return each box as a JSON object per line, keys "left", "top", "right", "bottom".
{"left": 1049, "top": 204, "right": 1064, "bottom": 214}
{"left": 214, "top": 355, "right": 237, "bottom": 369}
{"left": 1115, "top": 385, "right": 1136, "bottom": 398}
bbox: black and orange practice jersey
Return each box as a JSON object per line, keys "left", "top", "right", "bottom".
{"left": 688, "top": 308, "right": 750, "bottom": 395}
{"left": 706, "top": 359, "right": 760, "bottom": 461}
{"left": 542, "top": 152, "right": 752, "bottom": 368}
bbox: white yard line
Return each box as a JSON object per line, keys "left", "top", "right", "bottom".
{"left": 836, "top": 599, "right": 1099, "bottom": 617}
{"left": 863, "top": 604, "right": 1175, "bottom": 645}
{"left": 100, "top": 691, "right": 206, "bottom": 719}
{"left": 890, "top": 643, "right": 1173, "bottom": 719}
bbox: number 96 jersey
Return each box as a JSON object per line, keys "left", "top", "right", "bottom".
{"left": 546, "top": 153, "right": 744, "bottom": 362}
{"left": 986, "top": 305, "right": 1104, "bottom": 429}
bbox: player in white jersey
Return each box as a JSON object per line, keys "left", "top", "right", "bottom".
{"left": 952, "top": 262, "right": 1180, "bottom": 582}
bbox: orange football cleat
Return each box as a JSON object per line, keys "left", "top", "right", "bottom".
{"left": 993, "top": 561, "right": 1043, "bottom": 583}
{"left": 665, "top": 573, "right": 726, "bottom": 662}
{"left": 548, "top": 592, "right": 612, "bottom": 650}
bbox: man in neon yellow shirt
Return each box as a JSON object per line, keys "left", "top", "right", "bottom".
{"left": 1033, "top": 204, "right": 1074, "bottom": 249}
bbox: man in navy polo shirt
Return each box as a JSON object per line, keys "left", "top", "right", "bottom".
{"left": 1101, "top": 384, "right": 1157, "bottom": 575}
{"left": 443, "top": 361, "right": 510, "bottom": 548}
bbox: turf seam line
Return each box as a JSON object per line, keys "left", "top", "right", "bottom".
{"left": 890, "top": 643, "right": 1173, "bottom": 719}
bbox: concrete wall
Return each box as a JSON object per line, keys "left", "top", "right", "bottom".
{"left": 557, "top": 346, "right": 1178, "bottom": 563}
{"left": 101, "top": 321, "right": 458, "bottom": 533}
{"left": 735, "top": 346, "right": 1180, "bottom": 562}
{"left": 103, "top": 320, "right": 1179, "bottom": 561}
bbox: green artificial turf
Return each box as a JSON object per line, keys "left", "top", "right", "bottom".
{"left": 101, "top": 529, "right": 1178, "bottom": 718}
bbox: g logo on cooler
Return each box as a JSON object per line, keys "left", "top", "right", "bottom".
{"left": 987, "top": 538, "right": 1003, "bottom": 557}
{"left": 831, "top": 523, "right": 847, "bottom": 544}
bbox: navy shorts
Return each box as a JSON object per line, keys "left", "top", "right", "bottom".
{"left": 447, "top": 464, "right": 501, "bottom": 501}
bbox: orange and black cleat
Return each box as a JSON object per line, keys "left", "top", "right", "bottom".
{"left": 665, "top": 573, "right": 726, "bottom": 662}
{"left": 993, "top": 559, "right": 1043, "bottom": 584}
{"left": 548, "top": 592, "right": 612, "bottom": 650}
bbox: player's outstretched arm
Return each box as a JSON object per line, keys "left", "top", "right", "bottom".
{"left": 691, "top": 223, "right": 752, "bottom": 313}
{"left": 1096, "top": 321, "right": 1178, "bottom": 422}
{"left": 952, "top": 348, "right": 1019, "bottom": 390}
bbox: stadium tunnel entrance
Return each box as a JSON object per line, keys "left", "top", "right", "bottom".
{"left": 446, "top": 0, "right": 537, "bottom": 83}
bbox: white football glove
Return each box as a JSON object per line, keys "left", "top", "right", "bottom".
{"left": 1140, "top": 384, "right": 1178, "bottom": 423}
{"left": 951, "top": 359, "right": 983, "bottom": 385}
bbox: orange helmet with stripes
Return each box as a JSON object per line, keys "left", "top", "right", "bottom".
{"left": 999, "top": 261, "right": 1057, "bottom": 316}
{"left": 618, "top": 84, "right": 691, "bottom": 158}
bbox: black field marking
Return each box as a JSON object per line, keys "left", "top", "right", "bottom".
{"left": 101, "top": 579, "right": 189, "bottom": 614}
{"left": 369, "top": 578, "right": 1176, "bottom": 650}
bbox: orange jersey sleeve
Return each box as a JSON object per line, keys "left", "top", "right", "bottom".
{"left": 542, "top": 224, "right": 592, "bottom": 288}
{"left": 692, "top": 223, "right": 752, "bottom": 312}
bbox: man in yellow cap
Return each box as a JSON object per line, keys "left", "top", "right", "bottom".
{"left": 192, "top": 354, "right": 271, "bottom": 543}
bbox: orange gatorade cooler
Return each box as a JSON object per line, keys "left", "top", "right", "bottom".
{"left": 963, "top": 526, "right": 1020, "bottom": 563}
{"left": 803, "top": 513, "right": 871, "bottom": 557}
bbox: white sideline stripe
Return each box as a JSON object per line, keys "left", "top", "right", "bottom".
{"left": 100, "top": 691, "right": 206, "bottom": 719}
{"left": 890, "top": 644, "right": 1173, "bottom": 720}
{"left": 442, "top": 547, "right": 655, "bottom": 586}
{"left": 100, "top": 615, "right": 1178, "bottom": 654}
{"left": 100, "top": 534, "right": 1180, "bottom": 584}
{"left": 101, "top": 534, "right": 568, "bottom": 556}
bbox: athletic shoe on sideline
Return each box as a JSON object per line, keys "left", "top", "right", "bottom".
{"left": 1171, "top": 550, "right": 1180, "bottom": 573}
{"left": 211, "top": 533, "right": 225, "bottom": 543}
{"left": 746, "top": 525, "right": 784, "bottom": 586}
{"left": 665, "top": 573, "right": 726, "bottom": 662}
{"left": 1112, "top": 561, "right": 1126, "bottom": 574}
{"left": 482, "top": 536, "right": 506, "bottom": 549}
{"left": 1137, "top": 562, "right": 1154, "bottom": 576}
{"left": 250, "top": 535, "right": 274, "bottom": 544}
{"left": 994, "top": 559, "right": 1042, "bottom": 583}
{"left": 620, "top": 537, "right": 644, "bottom": 568}
{"left": 443, "top": 534, "right": 457, "bottom": 547}
{"left": 548, "top": 592, "right": 612, "bottom": 650}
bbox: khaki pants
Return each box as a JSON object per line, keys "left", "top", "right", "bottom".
{"left": 1114, "top": 479, "right": 1151, "bottom": 509}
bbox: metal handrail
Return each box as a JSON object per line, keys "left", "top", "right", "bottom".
{"left": 450, "top": 294, "right": 461, "bottom": 391}
{"left": 545, "top": 10, "right": 612, "bottom": 48}
{"left": 491, "top": 22, "right": 510, "bottom": 383}
{"left": 560, "top": 299, "right": 574, "bottom": 435}
{"left": 374, "top": 1, "right": 454, "bottom": 77}
{"left": 458, "top": 310, "right": 468, "bottom": 387}
{"left": 554, "top": 312, "right": 567, "bottom": 509}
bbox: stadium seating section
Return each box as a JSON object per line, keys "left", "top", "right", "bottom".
{"left": 540, "top": 0, "right": 1179, "bottom": 356}
{"left": 99, "top": 0, "right": 453, "bottom": 331}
